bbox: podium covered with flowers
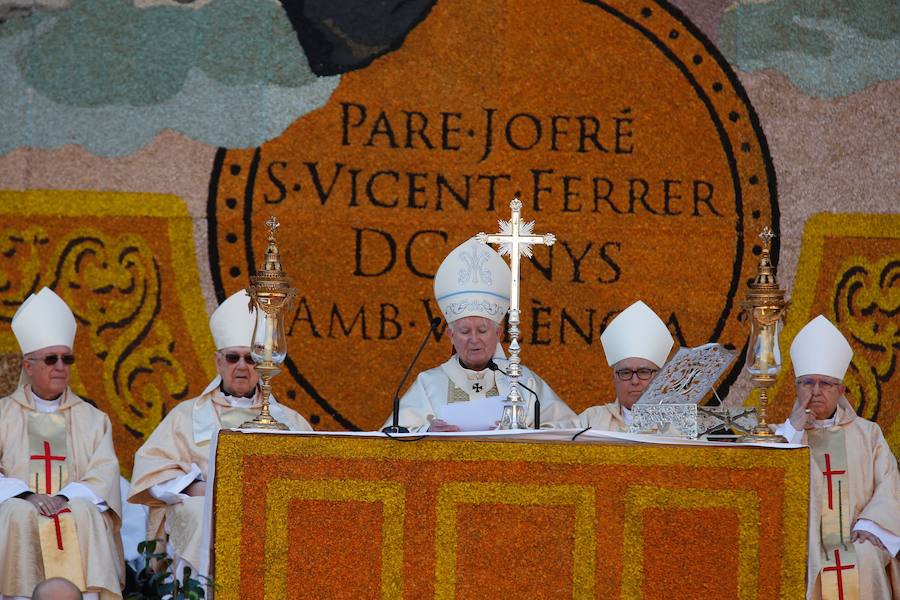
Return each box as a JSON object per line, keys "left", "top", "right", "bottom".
{"left": 208, "top": 429, "right": 809, "bottom": 599}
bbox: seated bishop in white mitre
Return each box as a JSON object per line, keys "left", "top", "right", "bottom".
{"left": 773, "top": 316, "right": 899, "bottom": 600}
{"left": 565, "top": 300, "right": 674, "bottom": 431}
{"left": 128, "top": 289, "right": 312, "bottom": 576}
{"left": 383, "top": 237, "right": 576, "bottom": 432}
{"left": 0, "top": 288, "right": 124, "bottom": 600}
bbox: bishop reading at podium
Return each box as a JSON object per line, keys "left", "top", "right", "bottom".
{"left": 383, "top": 237, "right": 576, "bottom": 432}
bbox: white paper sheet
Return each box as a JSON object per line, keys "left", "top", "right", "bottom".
{"left": 436, "top": 395, "right": 506, "bottom": 431}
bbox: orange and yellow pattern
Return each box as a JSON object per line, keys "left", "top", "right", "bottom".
{"left": 213, "top": 432, "right": 809, "bottom": 599}
{"left": 0, "top": 191, "right": 217, "bottom": 475}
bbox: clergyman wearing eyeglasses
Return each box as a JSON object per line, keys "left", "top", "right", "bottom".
{"left": 560, "top": 300, "right": 675, "bottom": 431}
{"left": 0, "top": 287, "right": 124, "bottom": 600}
{"left": 127, "top": 290, "right": 312, "bottom": 578}
{"left": 773, "top": 315, "right": 899, "bottom": 600}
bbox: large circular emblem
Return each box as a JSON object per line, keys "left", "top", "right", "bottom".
{"left": 209, "top": 0, "right": 778, "bottom": 430}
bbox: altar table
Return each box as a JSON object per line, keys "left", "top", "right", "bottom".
{"left": 209, "top": 429, "right": 809, "bottom": 599}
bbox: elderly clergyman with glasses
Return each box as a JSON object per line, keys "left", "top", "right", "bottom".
{"left": 128, "top": 290, "right": 311, "bottom": 577}
{"left": 0, "top": 288, "right": 124, "bottom": 600}
{"left": 568, "top": 300, "right": 674, "bottom": 431}
{"left": 773, "top": 315, "right": 899, "bottom": 600}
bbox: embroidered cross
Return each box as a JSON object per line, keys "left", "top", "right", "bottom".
{"left": 823, "top": 548, "right": 855, "bottom": 600}
{"left": 822, "top": 453, "right": 846, "bottom": 510}
{"left": 31, "top": 441, "right": 65, "bottom": 495}
{"left": 40, "top": 507, "right": 74, "bottom": 550}
{"left": 472, "top": 383, "right": 483, "bottom": 392}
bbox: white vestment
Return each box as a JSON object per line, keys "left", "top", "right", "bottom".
{"left": 383, "top": 355, "right": 575, "bottom": 432}
{"left": 0, "top": 386, "right": 123, "bottom": 599}
{"left": 776, "top": 398, "right": 900, "bottom": 599}
{"left": 128, "top": 377, "right": 312, "bottom": 575}
{"left": 566, "top": 400, "right": 632, "bottom": 432}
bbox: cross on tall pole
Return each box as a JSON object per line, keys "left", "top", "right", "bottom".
{"left": 478, "top": 196, "right": 555, "bottom": 429}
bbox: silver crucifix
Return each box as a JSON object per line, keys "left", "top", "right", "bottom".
{"left": 477, "top": 197, "right": 556, "bottom": 429}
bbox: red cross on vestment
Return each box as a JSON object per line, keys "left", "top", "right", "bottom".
{"left": 822, "top": 453, "right": 846, "bottom": 510}
{"left": 30, "top": 440, "right": 66, "bottom": 494}
{"left": 823, "top": 548, "right": 855, "bottom": 600}
{"left": 47, "top": 507, "right": 73, "bottom": 550}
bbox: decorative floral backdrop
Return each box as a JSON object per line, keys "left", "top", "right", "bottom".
{"left": 1, "top": 0, "right": 897, "bottom": 474}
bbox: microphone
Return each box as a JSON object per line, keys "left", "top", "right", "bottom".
{"left": 488, "top": 360, "right": 541, "bottom": 429}
{"left": 382, "top": 317, "right": 442, "bottom": 434}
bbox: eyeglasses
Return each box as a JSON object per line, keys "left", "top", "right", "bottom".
{"left": 797, "top": 378, "right": 840, "bottom": 391}
{"left": 615, "top": 368, "right": 658, "bottom": 381}
{"left": 25, "top": 354, "right": 75, "bottom": 366}
{"left": 222, "top": 352, "right": 255, "bottom": 365}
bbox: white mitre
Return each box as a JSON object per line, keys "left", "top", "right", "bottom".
{"left": 434, "top": 238, "right": 511, "bottom": 324}
{"left": 790, "top": 315, "right": 853, "bottom": 379}
{"left": 209, "top": 289, "right": 256, "bottom": 350}
{"left": 12, "top": 287, "right": 77, "bottom": 354}
{"left": 600, "top": 300, "right": 674, "bottom": 367}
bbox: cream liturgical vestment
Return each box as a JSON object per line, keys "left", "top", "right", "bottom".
{"left": 384, "top": 354, "right": 575, "bottom": 433}
{"left": 781, "top": 315, "right": 900, "bottom": 600}
{"left": 777, "top": 398, "right": 900, "bottom": 600}
{"left": 128, "top": 383, "right": 311, "bottom": 573}
{"left": 574, "top": 400, "right": 630, "bottom": 432}
{"left": 0, "top": 386, "right": 124, "bottom": 599}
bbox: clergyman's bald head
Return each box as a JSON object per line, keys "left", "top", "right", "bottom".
{"left": 32, "top": 577, "right": 83, "bottom": 600}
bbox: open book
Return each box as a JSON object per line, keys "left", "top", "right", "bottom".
{"left": 635, "top": 343, "right": 738, "bottom": 406}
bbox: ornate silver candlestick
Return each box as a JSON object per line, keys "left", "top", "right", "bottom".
{"left": 478, "top": 197, "right": 555, "bottom": 430}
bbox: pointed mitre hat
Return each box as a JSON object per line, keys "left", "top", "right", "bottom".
{"left": 433, "top": 238, "right": 511, "bottom": 325}
{"left": 600, "top": 300, "right": 674, "bottom": 367}
{"left": 209, "top": 289, "right": 257, "bottom": 350}
{"left": 11, "top": 287, "right": 77, "bottom": 354}
{"left": 789, "top": 315, "right": 853, "bottom": 379}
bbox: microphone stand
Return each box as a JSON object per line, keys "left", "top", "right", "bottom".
{"left": 489, "top": 361, "right": 541, "bottom": 429}
{"left": 382, "top": 318, "right": 442, "bottom": 434}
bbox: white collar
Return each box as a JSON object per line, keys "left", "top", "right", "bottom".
{"left": 33, "top": 396, "right": 61, "bottom": 413}
{"left": 815, "top": 415, "right": 837, "bottom": 428}
{"left": 28, "top": 388, "right": 62, "bottom": 413}
{"left": 441, "top": 355, "right": 497, "bottom": 399}
{"left": 223, "top": 394, "right": 254, "bottom": 409}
